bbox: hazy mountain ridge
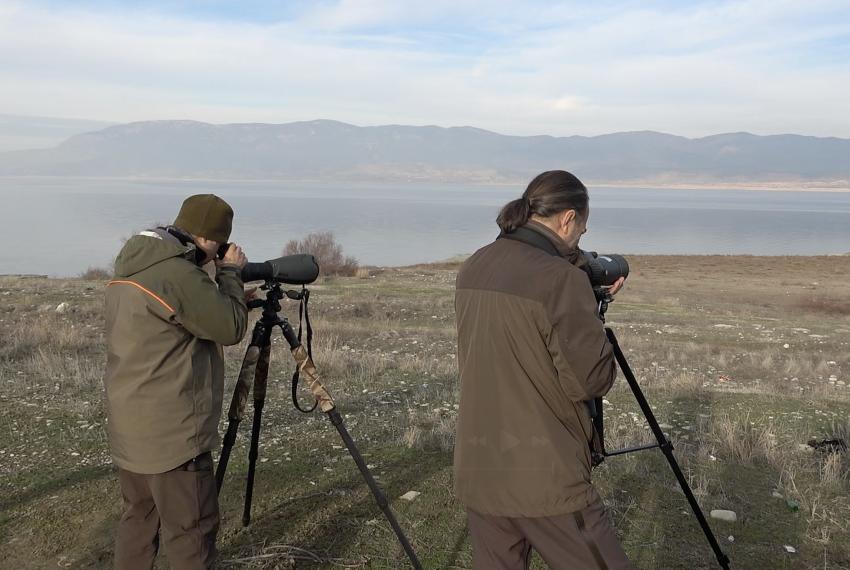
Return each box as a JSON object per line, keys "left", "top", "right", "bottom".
{"left": 0, "top": 114, "right": 115, "bottom": 153}
{"left": 1, "top": 119, "right": 849, "bottom": 185}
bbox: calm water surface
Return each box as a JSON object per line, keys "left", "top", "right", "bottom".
{"left": 1, "top": 178, "right": 849, "bottom": 276}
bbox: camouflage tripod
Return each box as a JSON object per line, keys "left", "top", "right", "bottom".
{"left": 216, "top": 282, "right": 423, "bottom": 569}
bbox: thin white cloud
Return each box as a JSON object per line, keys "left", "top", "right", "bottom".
{"left": 1, "top": 0, "right": 849, "bottom": 137}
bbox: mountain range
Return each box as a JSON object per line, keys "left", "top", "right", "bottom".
{"left": 1, "top": 119, "right": 848, "bottom": 186}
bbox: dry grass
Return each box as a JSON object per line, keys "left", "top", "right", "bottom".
{"left": 794, "top": 296, "right": 850, "bottom": 316}
{"left": 400, "top": 407, "right": 457, "bottom": 452}
{"left": 1, "top": 256, "right": 849, "bottom": 569}
{"left": 712, "top": 412, "right": 780, "bottom": 464}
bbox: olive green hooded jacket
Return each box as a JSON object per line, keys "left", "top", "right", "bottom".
{"left": 454, "top": 221, "right": 616, "bottom": 517}
{"left": 103, "top": 228, "right": 248, "bottom": 474}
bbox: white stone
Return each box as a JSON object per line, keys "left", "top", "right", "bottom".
{"left": 771, "top": 491, "right": 784, "bottom": 499}
{"left": 710, "top": 510, "right": 738, "bottom": 523}
{"left": 400, "top": 491, "right": 421, "bottom": 502}
{"left": 55, "top": 302, "right": 70, "bottom": 314}
{"left": 784, "top": 545, "right": 797, "bottom": 554}
{"left": 796, "top": 443, "right": 814, "bottom": 453}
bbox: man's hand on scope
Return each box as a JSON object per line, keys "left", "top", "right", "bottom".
{"left": 216, "top": 243, "right": 248, "bottom": 270}
{"left": 607, "top": 276, "right": 626, "bottom": 296}
{"left": 244, "top": 286, "right": 259, "bottom": 306}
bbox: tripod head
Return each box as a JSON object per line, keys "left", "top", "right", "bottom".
{"left": 594, "top": 287, "right": 615, "bottom": 322}
{"left": 248, "top": 282, "right": 308, "bottom": 317}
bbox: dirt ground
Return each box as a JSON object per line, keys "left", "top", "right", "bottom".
{"left": 1, "top": 254, "right": 848, "bottom": 568}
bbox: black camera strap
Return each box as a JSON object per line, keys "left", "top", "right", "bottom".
{"left": 160, "top": 225, "right": 207, "bottom": 265}
{"left": 291, "top": 286, "right": 318, "bottom": 413}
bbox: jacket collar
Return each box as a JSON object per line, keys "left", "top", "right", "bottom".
{"left": 524, "top": 220, "right": 580, "bottom": 262}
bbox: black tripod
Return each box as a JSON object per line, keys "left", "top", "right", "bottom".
{"left": 593, "top": 326, "right": 731, "bottom": 569}
{"left": 215, "top": 282, "right": 423, "bottom": 570}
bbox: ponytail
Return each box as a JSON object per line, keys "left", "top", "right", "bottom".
{"left": 497, "top": 198, "right": 531, "bottom": 233}
{"left": 497, "top": 170, "right": 588, "bottom": 233}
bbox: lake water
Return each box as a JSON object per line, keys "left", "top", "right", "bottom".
{"left": 1, "top": 178, "right": 849, "bottom": 276}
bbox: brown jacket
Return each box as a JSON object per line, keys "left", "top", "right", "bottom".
{"left": 454, "top": 221, "right": 616, "bottom": 517}
{"left": 103, "top": 228, "right": 248, "bottom": 474}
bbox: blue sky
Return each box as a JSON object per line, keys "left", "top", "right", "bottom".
{"left": 2, "top": 0, "right": 850, "bottom": 137}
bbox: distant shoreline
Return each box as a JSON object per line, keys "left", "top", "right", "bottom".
{"left": 1, "top": 175, "right": 850, "bottom": 192}
{"left": 5, "top": 253, "right": 849, "bottom": 281}
{"left": 593, "top": 181, "right": 850, "bottom": 192}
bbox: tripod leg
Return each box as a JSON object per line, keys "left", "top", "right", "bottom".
{"left": 605, "top": 328, "right": 731, "bottom": 569}
{"left": 277, "top": 320, "right": 423, "bottom": 569}
{"left": 328, "top": 410, "right": 424, "bottom": 570}
{"left": 216, "top": 420, "right": 240, "bottom": 493}
{"left": 217, "top": 323, "right": 267, "bottom": 493}
{"left": 243, "top": 342, "right": 271, "bottom": 527}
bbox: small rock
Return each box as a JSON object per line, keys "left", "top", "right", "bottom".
{"left": 784, "top": 545, "right": 797, "bottom": 554}
{"left": 400, "top": 491, "right": 421, "bottom": 502}
{"left": 796, "top": 443, "right": 815, "bottom": 453}
{"left": 783, "top": 343, "right": 790, "bottom": 349}
{"left": 727, "top": 535, "right": 735, "bottom": 543}
{"left": 771, "top": 491, "right": 783, "bottom": 499}
{"left": 55, "top": 302, "right": 70, "bottom": 314}
{"left": 658, "top": 423, "right": 673, "bottom": 430}
{"left": 710, "top": 510, "right": 737, "bottom": 523}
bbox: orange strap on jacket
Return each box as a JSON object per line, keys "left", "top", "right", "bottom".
{"left": 108, "top": 280, "right": 175, "bottom": 313}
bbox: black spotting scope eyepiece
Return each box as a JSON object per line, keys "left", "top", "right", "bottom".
{"left": 241, "top": 254, "right": 320, "bottom": 285}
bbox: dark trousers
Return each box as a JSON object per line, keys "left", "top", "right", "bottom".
{"left": 467, "top": 494, "right": 634, "bottom": 570}
{"left": 114, "top": 452, "right": 219, "bottom": 570}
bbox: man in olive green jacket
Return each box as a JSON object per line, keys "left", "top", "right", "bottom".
{"left": 455, "top": 170, "right": 632, "bottom": 569}
{"left": 104, "top": 194, "right": 248, "bottom": 569}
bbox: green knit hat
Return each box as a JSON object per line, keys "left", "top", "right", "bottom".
{"left": 173, "top": 194, "right": 233, "bottom": 243}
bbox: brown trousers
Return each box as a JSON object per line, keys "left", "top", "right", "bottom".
{"left": 467, "top": 494, "right": 634, "bottom": 570}
{"left": 114, "top": 452, "right": 219, "bottom": 570}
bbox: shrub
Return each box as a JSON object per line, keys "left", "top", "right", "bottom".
{"left": 79, "top": 266, "right": 112, "bottom": 280}
{"left": 283, "top": 232, "right": 359, "bottom": 277}
{"left": 794, "top": 295, "right": 850, "bottom": 316}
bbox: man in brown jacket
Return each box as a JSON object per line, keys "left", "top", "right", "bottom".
{"left": 454, "top": 171, "right": 632, "bottom": 569}
{"left": 104, "top": 194, "right": 249, "bottom": 569}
